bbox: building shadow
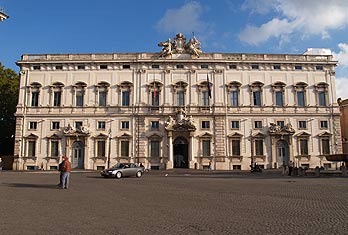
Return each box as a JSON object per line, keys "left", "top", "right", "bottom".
{"left": 3, "top": 183, "right": 58, "bottom": 189}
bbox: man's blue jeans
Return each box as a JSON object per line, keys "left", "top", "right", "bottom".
{"left": 61, "top": 172, "right": 70, "bottom": 189}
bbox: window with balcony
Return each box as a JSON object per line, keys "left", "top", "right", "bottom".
{"left": 50, "top": 140, "right": 59, "bottom": 157}
{"left": 315, "top": 82, "right": 329, "bottom": 107}
{"left": 97, "top": 140, "right": 106, "bottom": 157}
{"left": 120, "top": 140, "right": 130, "bottom": 157}
{"left": 255, "top": 139, "right": 264, "bottom": 155}
{"left": 73, "top": 82, "right": 87, "bottom": 107}
{"left": 202, "top": 139, "right": 211, "bottom": 157}
{"left": 231, "top": 139, "right": 241, "bottom": 156}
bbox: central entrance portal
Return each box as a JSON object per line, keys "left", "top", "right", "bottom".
{"left": 173, "top": 137, "right": 188, "bottom": 168}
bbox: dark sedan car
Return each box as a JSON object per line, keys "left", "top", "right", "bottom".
{"left": 101, "top": 163, "right": 144, "bottom": 179}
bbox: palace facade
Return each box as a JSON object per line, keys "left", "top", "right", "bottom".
{"left": 14, "top": 34, "right": 342, "bottom": 171}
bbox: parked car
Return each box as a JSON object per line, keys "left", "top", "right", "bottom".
{"left": 101, "top": 163, "right": 144, "bottom": 179}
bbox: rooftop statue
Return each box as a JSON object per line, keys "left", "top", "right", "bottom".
{"left": 158, "top": 33, "right": 202, "bottom": 58}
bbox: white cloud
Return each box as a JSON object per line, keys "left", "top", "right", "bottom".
{"left": 240, "top": 0, "right": 348, "bottom": 45}
{"left": 156, "top": 2, "right": 205, "bottom": 34}
{"left": 336, "top": 77, "right": 348, "bottom": 100}
{"left": 333, "top": 43, "right": 348, "bottom": 67}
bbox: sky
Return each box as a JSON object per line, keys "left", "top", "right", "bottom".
{"left": 1, "top": 0, "right": 348, "bottom": 99}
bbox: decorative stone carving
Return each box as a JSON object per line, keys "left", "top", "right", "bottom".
{"left": 268, "top": 122, "right": 295, "bottom": 135}
{"left": 158, "top": 33, "right": 203, "bottom": 58}
{"left": 165, "top": 108, "right": 196, "bottom": 131}
{"left": 63, "top": 124, "right": 90, "bottom": 135}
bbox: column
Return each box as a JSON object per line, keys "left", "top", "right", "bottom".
{"left": 167, "top": 131, "right": 173, "bottom": 169}
{"left": 190, "top": 133, "right": 195, "bottom": 169}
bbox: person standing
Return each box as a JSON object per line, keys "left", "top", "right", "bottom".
{"left": 60, "top": 156, "right": 71, "bottom": 189}
{"left": 288, "top": 160, "right": 294, "bottom": 176}
{"left": 0, "top": 158, "right": 3, "bottom": 173}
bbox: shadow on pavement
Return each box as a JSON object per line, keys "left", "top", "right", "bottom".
{"left": 3, "top": 183, "right": 59, "bottom": 189}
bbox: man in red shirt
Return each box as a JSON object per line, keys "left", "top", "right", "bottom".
{"left": 60, "top": 156, "right": 72, "bottom": 189}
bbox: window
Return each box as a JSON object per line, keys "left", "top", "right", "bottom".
{"left": 255, "top": 139, "right": 264, "bottom": 155}
{"left": 227, "top": 81, "right": 241, "bottom": 107}
{"left": 53, "top": 91, "right": 61, "bottom": 107}
{"left": 151, "top": 121, "right": 159, "bottom": 129}
{"left": 152, "top": 91, "right": 159, "bottom": 106}
{"left": 277, "top": 121, "right": 285, "bottom": 128}
{"left": 318, "top": 91, "right": 327, "bottom": 106}
{"left": 98, "top": 121, "right": 106, "bottom": 130}
{"left": 151, "top": 64, "right": 160, "bottom": 69}
{"left": 251, "top": 64, "right": 259, "bottom": 70}
{"left": 77, "top": 65, "right": 85, "bottom": 70}
{"left": 202, "top": 139, "right": 211, "bottom": 156}
{"left": 231, "top": 121, "right": 240, "bottom": 129}
{"left": 76, "top": 91, "right": 84, "bottom": 107}
{"left": 28, "top": 140, "right": 36, "bottom": 157}
{"left": 52, "top": 121, "right": 60, "bottom": 130}
{"left": 51, "top": 140, "right": 59, "bottom": 157}
{"left": 321, "top": 138, "right": 330, "bottom": 155}
{"left": 275, "top": 91, "right": 284, "bottom": 107}
{"left": 299, "top": 139, "right": 309, "bottom": 155}
{"left": 254, "top": 121, "right": 262, "bottom": 129}
{"left": 121, "top": 140, "right": 129, "bottom": 157}
{"left": 122, "top": 91, "right": 130, "bottom": 106}
{"left": 99, "top": 64, "right": 108, "bottom": 69}
{"left": 231, "top": 91, "right": 239, "bottom": 107}
{"left": 273, "top": 64, "right": 281, "bottom": 70}
{"left": 201, "top": 121, "right": 210, "bottom": 129}
{"left": 231, "top": 139, "right": 241, "bottom": 156}
{"left": 295, "top": 65, "right": 302, "bottom": 70}
{"left": 99, "top": 91, "right": 107, "bottom": 106}
{"left": 297, "top": 91, "right": 305, "bottom": 107}
{"left": 201, "top": 64, "right": 209, "bottom": 69}
{"left": 122, "top": 64, "right": 131, "bottom": 69}
{"left": 229, "top": 64, "right": 237, "bottom": 69}
{"left": 320, "top": 121, "right": 328, "bottom": 129}
{"left": 202, "top": 91, "right": 210, "bottom": 106}
{"left": 97, "top": 140, "right": 106, "bottom": 157}
{"left": 253, "top": 91, "right": 261, "bottom": 107}
{"left": 233, "top": 165, "right": 241, "bottom": 170}
{"left": 121, "top": 121, "right": 129, "bottom": 129}
{"left": 29, "top": 122, "right": 37, "bottom": 130}
{"left": 176, "top": 64, "right": 184, "bottom": 69}
{"left": 177, "top": 91, "right": 185, "bottom": 106}
{"left": 150, "top": 140, "right": 160, "bottom": 158}
{"left": 33, "top": 65, "right": 41, "bottom": 70}
{"left": 31, "top": 91, "right": 39, "bottom": 107}
{"left": 75, "top": 121, "right": 83, "bottom": 130}
{"left": 298, "top": 121, "right": 307, "bottom": 129}
{"left": 316, "top": 65, "right": 324, "bottom": 71}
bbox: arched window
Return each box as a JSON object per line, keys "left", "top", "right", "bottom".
{"left": 315, "top": 82, "right": 329, "bottom": 107}
{"left": 73, "top": 82, "right": 87, "bottom": 107}
{"left": 172, "top": 81, "right": 188, "bottom": 107}
{"left": 293, "top": 82, "right": 308, "bottom": 107}
{"left": 226, "top": 81, "right": 241, "bottom": 107}
{"left": 50, "top": 82, "right": 64, "bottom": 107}
{"left": 27, "top": 82, "right": 42, "bottom": 107}
{"left": 271, "top": 82, "right": 286, "bottom": 107}
{"left": 249, "top": 81, "right": 264, "bottom": 107}
{"left": 95, "top": 81, "right": 110, "bottom": 107}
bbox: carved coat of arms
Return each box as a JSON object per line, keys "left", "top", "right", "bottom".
{"left": 158, "top": 33, "right": 202, "bottom": 58}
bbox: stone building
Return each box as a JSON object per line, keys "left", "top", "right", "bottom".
{"left": 0, "top": 8, "right": 9, "bottom": 21}
{"left": 339, "top": 98, "right": 348, "bottom": 155}
{"left": 13, "top": 33, "right": 342, "bottom": 171}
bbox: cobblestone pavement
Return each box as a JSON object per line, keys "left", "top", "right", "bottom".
{"left": 0, "top": 170, "right": 348, "bottom": 235}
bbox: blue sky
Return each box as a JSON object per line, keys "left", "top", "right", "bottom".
{"left": 1, "top": 0, "right": 348, "bottom": 99}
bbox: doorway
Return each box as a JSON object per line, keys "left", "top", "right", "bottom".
{"left": 173, "top": 137, "right": 188, "bottom": 168}
{"left": 72, "top": 141, "right": 84, "bottom": 168}
{"left": 276, "top": 140, "right": 289, "bottom": 168}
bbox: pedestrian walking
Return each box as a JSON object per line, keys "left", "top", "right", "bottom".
{"left": 288, "top": 160, "right": 294, "bottom": 176}
{"left": 60, "top": 156, "right": 71, "bottom": 189}
{"left": 57, "top": 157, "right": 65, "bottom": 187}
{"left": 208, "top": 162, "right": 212, "bottom": 172}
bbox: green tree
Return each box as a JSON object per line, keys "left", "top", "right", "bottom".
{"left": 0, "top": 63, "right": 19, "bottom": 155}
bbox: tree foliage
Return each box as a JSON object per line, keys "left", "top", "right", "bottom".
{"left": 0, "top": 63, "right": 19, "bottom": 155}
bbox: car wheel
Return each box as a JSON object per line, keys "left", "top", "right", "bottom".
{"left": 136, "top": 171, "right": 142, "bottom": 178}
{"left": 115, "top": 171, "right": 122, "bottom": 179}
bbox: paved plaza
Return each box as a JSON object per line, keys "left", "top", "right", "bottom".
{"left": 0, "top": 170, "right": 348, "bottom": 235}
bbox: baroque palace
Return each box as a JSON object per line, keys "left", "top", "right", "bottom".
{"left": 14, "top": 33, "right": 342, "bottom": 171}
